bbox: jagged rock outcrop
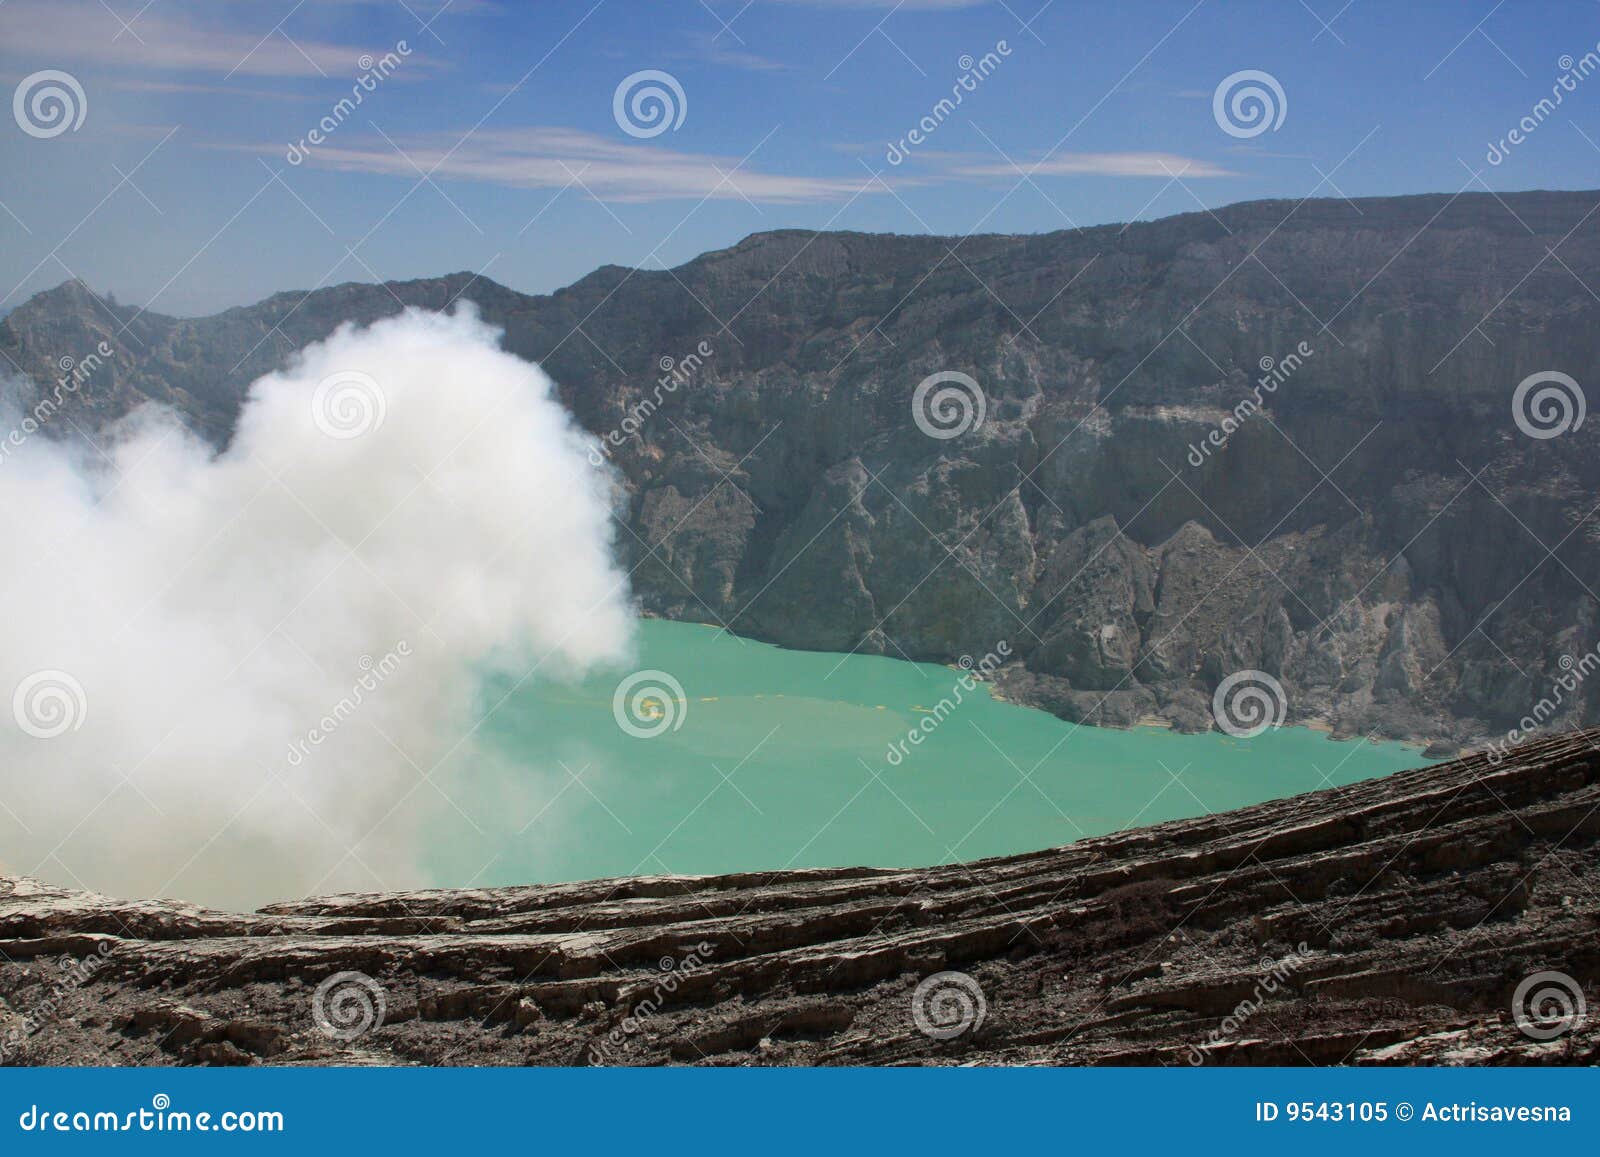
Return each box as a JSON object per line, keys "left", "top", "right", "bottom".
{"left": 2, "top": 731, "right": 1596, "bottom": 1066}
{"left": 4, "top": 191, "right": 1600, "bottom": 744}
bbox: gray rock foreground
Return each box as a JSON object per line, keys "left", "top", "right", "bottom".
{"left": 2, "top": 730, "right": 1596, "bottom": 1066}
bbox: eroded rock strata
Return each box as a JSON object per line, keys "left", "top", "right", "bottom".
{"left": 6, "top": 191, "right": 1600, "bottom": 745}
{"left": 2, "top": 731, "right": 1596, "bottom": 1066}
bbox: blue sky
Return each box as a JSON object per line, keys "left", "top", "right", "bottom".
{"left": 1, "top": 0, "right": 1598, "bottom": 315}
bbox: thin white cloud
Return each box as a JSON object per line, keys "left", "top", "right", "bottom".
{"left": 954, "top": 152, "right": 1237, "bottom": 179}
{"left": 757, "top": 0, "right": 990, "bottom": 8}
{"left": 676, "top": 32, "right": 792, "bottom": 73}
{"left": 315, "top": 0, "right": 483, "bottom": 9}
{"left": 232, "top": 130, "right": 1228, "bottom": 204}
{"left": 246, "top": 126, "right": 888, "bottom": 204}
{"left": 106, "top": 78, "right": 320, "bottom": 102}
{"left": 0, "top": 0, "right": 432, "bottom": 79}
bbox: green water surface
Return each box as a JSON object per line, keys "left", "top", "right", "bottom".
{"left": 455, "top": 620, "right": 1426, "bottom": 885}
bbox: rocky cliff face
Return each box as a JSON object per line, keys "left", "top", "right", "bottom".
{"left": 4, "top": 190, "right": 1599, "bottom": 745}
{"left": 2, "top": 731, "right": 1596, "bottom": 1066}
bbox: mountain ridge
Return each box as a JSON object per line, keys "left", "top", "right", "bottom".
{"left": 5, "top": 187, "right": 1600, "bottom": 747}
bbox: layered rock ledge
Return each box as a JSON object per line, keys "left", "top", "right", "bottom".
{"left": 3, "top": 731, "right": 1597, "bottom": 1066}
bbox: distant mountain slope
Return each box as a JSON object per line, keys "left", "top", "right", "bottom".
{"left": 5, "top": 189, "right": 1600, "bottom": 745}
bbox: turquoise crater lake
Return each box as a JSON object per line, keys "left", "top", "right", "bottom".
{"left": 446, "top": 621, "right": 1427, "bottom": 887}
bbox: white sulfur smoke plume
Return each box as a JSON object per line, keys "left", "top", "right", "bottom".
{"left": 0, "top": 306, "right": 634, "bottom": 909}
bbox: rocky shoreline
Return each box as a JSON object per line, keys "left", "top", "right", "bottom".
{"left": 3, "top": 730, "right": 1595, "bottom": 1066}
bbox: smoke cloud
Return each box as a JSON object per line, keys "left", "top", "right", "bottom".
{"left": 0, "top": 306, "right": 634, "bottom": 909}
